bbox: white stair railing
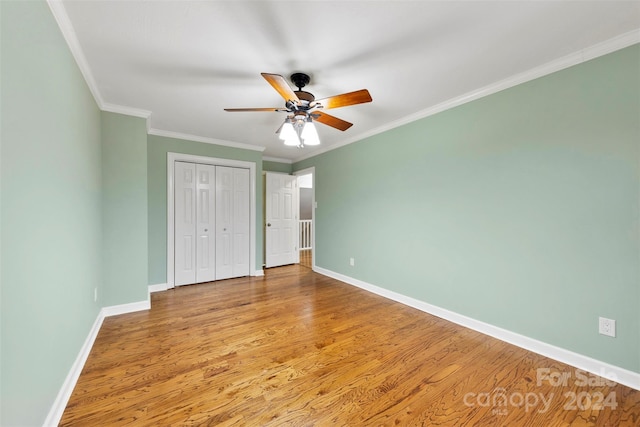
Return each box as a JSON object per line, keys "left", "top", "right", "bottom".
{"left": 299, "top": 220, "right": 312, "bottom": 250}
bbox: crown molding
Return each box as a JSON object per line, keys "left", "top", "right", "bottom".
{"left": 148, "top": 128, "right": 266, "bottom": 152}
{"left": 47, "top": 0, "right": 104, "bottom": 108}
{"left": 293, "top": 29, "right": 640, "bottom": 163}
{"left": 101, "top": 103, "right": 152, "bottom": 120}
{"left": 582, "top": 29, "right": 640, "bottom": 62}
{"left": 262, "top": 156, "right": 293, "bottom": 164}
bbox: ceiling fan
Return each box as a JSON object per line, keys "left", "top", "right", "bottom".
{"left": 224, "top": 72, "right": 372, "bottom": 147}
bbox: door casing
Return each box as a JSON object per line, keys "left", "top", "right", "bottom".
{"left": 294, "top": 167, "right": 315, "bottom": 270}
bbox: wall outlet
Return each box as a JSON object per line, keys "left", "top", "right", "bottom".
{"left": 349, "top": 257, "right": 355, "bottom": 267}
{"left": 94, "top": 287, "right": 98, "bottom": 302}
{"left": 599, "top": 317, "right": 616, "bottom": 337}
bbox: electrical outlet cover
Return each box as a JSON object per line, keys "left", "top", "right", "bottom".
{"left": 599, "top": 317, "right": 616, "bottom": 337}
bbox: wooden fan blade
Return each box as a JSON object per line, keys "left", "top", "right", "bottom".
{"left": 261, "top": 73, "right": 300, "bottom": 103}
{"left": 315, "top": 89, "right": 372, "bottom": 109}
{"left": 313, "top": 111, "right": 353, "bottom": 131}
{"left": 224, "top": 108, "right": 283, "bottom": 112}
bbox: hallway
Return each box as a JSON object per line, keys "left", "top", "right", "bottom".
{"left": 299, "top": 249, "right": 312, "bottom": 268}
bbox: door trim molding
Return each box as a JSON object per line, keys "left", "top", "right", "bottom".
{"left": 167, "top": 152, "right": 257, "bottom": 288}
{"left": 294, "top": 167, "right": 315, "bottom": 270}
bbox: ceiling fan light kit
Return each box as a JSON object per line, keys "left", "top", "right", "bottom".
{"left": 301, "top": 117, "right": 320, "bottom": 146}
{"left": 279, "top": 117, "right": 300, "bottom": 146}
{"left": 278, "top": 114, "right": 321, "bottom": 148}
{"left": 225, "top": 72, "right": 372, "bottom": 148}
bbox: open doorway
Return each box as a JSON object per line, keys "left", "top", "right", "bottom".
{"left": 295, "top": 168, "right": 314, "bottom": 269}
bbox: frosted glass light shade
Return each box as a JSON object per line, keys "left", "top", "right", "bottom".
{"left": 279, "top": 121, "right": 295, "bottom": 140}
{"left": 301, "top": 121, "right": 320, "bottom": 145}
{"left": 279, "top": 121, "right": 300, "bottom": 146}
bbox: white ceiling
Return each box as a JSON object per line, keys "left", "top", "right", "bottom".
{"left": 54, "top": 1, "right": 640, "bottom": 162}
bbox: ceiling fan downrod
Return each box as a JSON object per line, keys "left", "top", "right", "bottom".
{"left": 289, "top": 73, "right": 315, "bottom": 109}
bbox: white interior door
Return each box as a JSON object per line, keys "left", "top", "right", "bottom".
{"left": 265, "top": 172, "right": 298, "bottom": 268}
{"left": 174, "top": 162, "right": 196, "bottom": 286}
{"left": 196, "top": 164, "right": 216, "bottom": 283}
{"left": 215, "top": 166, "right": 250, "bottom": 280}
{"left": 216, "top": 166, "right": 233, "bottom": 280}
{"left": 232, "top": 168, "right": 250, "bottom": 277}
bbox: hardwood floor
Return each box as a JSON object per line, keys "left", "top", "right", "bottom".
{"left": 61, "top": 265, "right": 640, "bottom": 426}
{"left": 299, "top": 249, "right": 312, "bottom": 268}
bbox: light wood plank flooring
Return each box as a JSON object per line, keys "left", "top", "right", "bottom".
{"left": 61, "top": 265, "right": 640, "bottom": 426}
{"left": 299, "top": 249, "right": 312, "bottom": 269}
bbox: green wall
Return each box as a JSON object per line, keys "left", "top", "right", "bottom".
{"left": 1, "top": 1, "right": 102, "bottom": 425}
{"left": 295, "top": 45, "right": 640, "bottom": 373}
{"left": 263, "top": 160, "right": 292, "bottom": 174}
{"left": 147, "top": 134, "right": 263, "bottom": 285}
{"left": 102, "top": 112, "right": 148, "bottom": 306}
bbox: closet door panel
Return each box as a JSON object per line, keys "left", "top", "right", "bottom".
{"left": 196, "top": 164, "right": 216, "bottom": 283}
{"left": 215, "top": 166, "right": 234, "bottom": 280}
{"left": 174, "top": 162, "right": 197, "bottom": 286}
{"left": 232, "top": 168, "right": 250, "bottom": 277}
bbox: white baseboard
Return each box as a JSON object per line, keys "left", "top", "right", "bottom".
{"left": 44, "top": 297, "right": 151, "bottom": 425}
{"left": 43, "top": 311, "right": 105, "bottom": 426}
{"left": 314, "top": 266, "right": 640, "bottom": 391}
{"left": 254, "top": 269, "right": 264, "bottom": 276}
{"left": 101, "top": 299, "right": 150, "bottom": 317}
{"left": 148, "top": 283, "right": 168, "bottom": 293}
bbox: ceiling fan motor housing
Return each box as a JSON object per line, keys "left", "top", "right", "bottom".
{"left": 295, "top": 91, "right": 315, "bottom": 103}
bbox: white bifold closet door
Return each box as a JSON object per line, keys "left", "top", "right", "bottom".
{"left": 174, "top": 162, "right": 250, "bottom": 286}
{"left": 215, "top": 166, "right": 250, "bottom": 280}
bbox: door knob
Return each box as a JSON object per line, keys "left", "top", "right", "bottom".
{"left": 267, "top": 223, "right": 271, "bottom": 227}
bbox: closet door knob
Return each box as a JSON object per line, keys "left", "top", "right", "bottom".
{"left": 267, "top": 223, "right": 271, "bottom": 227}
